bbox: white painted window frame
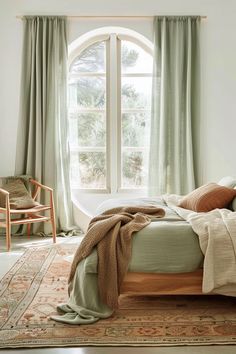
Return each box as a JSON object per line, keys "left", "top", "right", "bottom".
{"left": 68, "top": 28, "right": 153, "bottom": 194}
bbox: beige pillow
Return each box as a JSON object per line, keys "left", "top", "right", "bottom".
{"left": 179, "top": 183, "right": 236, "bottom": 212}
{"left": 0, "top": 179, "right": 38, "bottom": 209}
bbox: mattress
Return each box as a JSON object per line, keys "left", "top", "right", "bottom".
{"left": 84, "top": 197, "right": 203, "bottom": 274}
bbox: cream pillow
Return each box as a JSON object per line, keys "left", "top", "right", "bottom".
{"left": 179, "top": 183, "right": 236, "bottom": 212}
{"left": 0, "top": 179, "right": 38, "bottom": 209}
{"left": 218, "top": 176, "right": 236, "bottom": 188}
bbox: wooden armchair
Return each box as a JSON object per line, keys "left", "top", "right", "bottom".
{"left": 0, "top": 178, "right": 56, "bottom": 251}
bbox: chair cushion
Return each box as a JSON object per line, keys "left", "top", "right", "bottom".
{"left": 179, "top": 182, "right": 236, "bottom": 212}
{"left": 0, "top": 179, "right": 38, "bottom": 209}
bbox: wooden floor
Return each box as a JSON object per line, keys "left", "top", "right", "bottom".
{"left": 1, "top": 346, "right": 236, "bottom": 354}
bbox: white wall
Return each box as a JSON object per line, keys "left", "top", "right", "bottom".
{"left": 1, "top": 0, "right": 236, "bottom": 188}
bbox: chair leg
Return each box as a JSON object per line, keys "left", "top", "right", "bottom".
{"left": 50, "top": 191, "right": 57, "bottom": 243}
{"left": 51, "top": 218, "right": 57, "bottom": 244}
{"left": 27, "top": 222, "right": 31, "bottom": 238}
{"left": 6, "top": 210, "right": 11, "bottom": 251}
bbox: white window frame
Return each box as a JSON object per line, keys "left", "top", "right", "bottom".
{"left": 68, "top": 27, "right": 153, "bottom": 194}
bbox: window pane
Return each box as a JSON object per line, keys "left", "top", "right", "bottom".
{"left": 69, "top": 40, "right": 107, "bottom": 189}
{"left": 120, "top": 39, "right": 152, "bottom": 189}
{"left": 70, "top": 152, "right": 106, "bottom": 189}
{"left": 121, "top": 40, "right": 152, "bottom": 74}
{"left": 69, "top": 113, "right": 106, "bottom": 148}
{"left": 122, "top": 150, "right": 148, "bottom": 188}
{"left": 70, "top": 41, "right": 105, "bottom": 73}
{"left": 69, "top": 77, "right": 106, "bottom": 109}
{"left": 122, "top": 112, "right": 150, "bottom": 148}
{"left": 121, "top": 77, "right": 152, "bottom": 109}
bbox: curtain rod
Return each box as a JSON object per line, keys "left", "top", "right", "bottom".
{"left": 16, "top": 15, "right": 207, "bottom": 20}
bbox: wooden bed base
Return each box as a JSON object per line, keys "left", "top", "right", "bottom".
{"left": 120, "top": 269, "right": 203, "bottom": 295}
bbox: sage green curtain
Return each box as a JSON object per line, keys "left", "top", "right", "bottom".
{"left": 15, "top": 16, "right": 75, "bottom": 232}
{"left": 149, "top": 16, "right": 200, "bottom": 196}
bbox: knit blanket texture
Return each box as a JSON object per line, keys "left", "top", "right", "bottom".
{"left": 68, "top": 205, "right": 165, "bottom": 308}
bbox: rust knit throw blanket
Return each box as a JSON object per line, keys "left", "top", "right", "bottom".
{"left": 68, "top": 206, "right": 165, "bottom": 309}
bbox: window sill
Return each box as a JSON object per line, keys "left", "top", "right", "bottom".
{"left": 71, "top": 187, "right": 147, "bottom": 194}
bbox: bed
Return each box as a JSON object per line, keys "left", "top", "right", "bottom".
{"left": 96, "top": 196, "right": 204, "bottom": 297}
{"left": 97, "top": 182, "right": 236, "bottom": 298}
{"left": 52, "top": 179, "right": 236, "bottom": 324}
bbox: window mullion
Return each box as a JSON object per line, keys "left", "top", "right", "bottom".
{"left": 106, "top": 38, "right": 111, "bottom": 192}
{"left": 116, "top": 37, "right": 121, "bottom": 191}
{"left": 109, "top": 33, "right": 119, "bottom": 194}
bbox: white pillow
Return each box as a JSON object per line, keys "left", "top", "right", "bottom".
{"left": 218, "top": 176, "right": 236, "bottom": 188}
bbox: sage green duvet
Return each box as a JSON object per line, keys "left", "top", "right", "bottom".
{"left": 52, "top": 197, "right": 203, "bottom": 325}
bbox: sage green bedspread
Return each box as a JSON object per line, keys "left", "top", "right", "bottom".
{"left": 96, "top": 197, "right": 203, "bottom": 273}
{"left": 52, "top": 197, "right": 203, "bottom": 325}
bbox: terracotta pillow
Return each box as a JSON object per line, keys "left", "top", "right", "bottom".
{"left": 179, "top": 183, "right": 236, "bottom": 212}
{"left": 0, "top": 179, "right": 38, "bottom": 209}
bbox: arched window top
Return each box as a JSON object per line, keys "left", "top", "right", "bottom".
{"left": 69, "top": 26, "right": 153, "bottom": 65}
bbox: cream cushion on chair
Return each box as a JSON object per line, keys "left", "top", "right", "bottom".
{"left": 0, "top": 179, "right": 38, "bottom": 209}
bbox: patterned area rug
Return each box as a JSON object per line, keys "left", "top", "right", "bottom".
{"left": 1, "top": 244, "right": 236, "bottom": 348}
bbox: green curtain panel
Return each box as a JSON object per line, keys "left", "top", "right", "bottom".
{"left": 15, "top": 16, "right": 75, "bottom": 233}
{"left": 149, "top": 16, "right": 200, "bottom": 196}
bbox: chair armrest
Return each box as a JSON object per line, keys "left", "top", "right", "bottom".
{"left": 30, "top": 179, "right": 53, "bottom": 192}
{"left": 0, "top": 188, "right": 10, "bottom": 210}
{"left": 0, "top": 187, "right": 9, "bottom": 196}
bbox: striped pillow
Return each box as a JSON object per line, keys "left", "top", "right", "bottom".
{"left": 179, "top": 183, "right": 236, "bottom": 212}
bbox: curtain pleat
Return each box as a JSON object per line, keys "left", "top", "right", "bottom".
{"left": 148, "top": 16, "right": 200, "bottom": 196}
{"left": 15, "top": 16, "right": 76, "bottom": 233}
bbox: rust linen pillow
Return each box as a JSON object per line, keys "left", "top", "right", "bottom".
{"left": 0, "top": 179, "right": 38, "bottom": 209}
{"left": 179, "top": 183, "right": 236, "bottom": 212}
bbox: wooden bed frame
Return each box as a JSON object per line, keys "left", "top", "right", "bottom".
{"left": 120, "top": 269, "right": 203, "bottom": 295}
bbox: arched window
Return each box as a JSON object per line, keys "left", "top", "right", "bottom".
{"left": 68, "top": 28, "right": 153, "bottom": 193}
